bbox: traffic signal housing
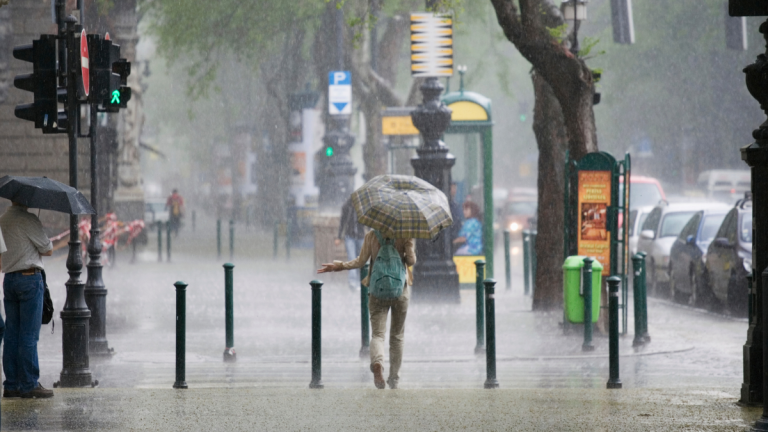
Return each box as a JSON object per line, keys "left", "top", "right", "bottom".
{"left": 13, "top": 35, "right": 62, "bottom": 133}
{"left": 88, "top": 34, "right": 131, "bottom": 112}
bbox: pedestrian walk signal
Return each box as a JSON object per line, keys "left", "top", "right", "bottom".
{"left": 106, "top": 86, "right": 131, "bottom": 111}
{"left": 410, "top": 13, "right": 453, "bottom": 77}
{"left": 325, "top": 146, "right": 334, "bottom": 157}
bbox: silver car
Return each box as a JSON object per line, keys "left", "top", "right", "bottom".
{"left": 627, "top": 205, "right": 654, "bottom": 256}
{"left": 637, "top": 201, "right": 729, "bottom": 294}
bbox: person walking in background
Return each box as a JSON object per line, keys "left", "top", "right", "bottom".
{"left": 318, "top": 229, "right": 416, "bottom": 390}
{"left": 335, "top": 197, "right": 367, "bottom": 291}
{"left": 0, "top": 201, "right": 53, "bottom": 399}
{"left": 453, "top": 201, "right": 483, "bottom": 256}
{"left": 165, "top": 189, "right": 184, "bottom": 237}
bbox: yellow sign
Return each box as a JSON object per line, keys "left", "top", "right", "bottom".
{"left": 453, "top": 255, "right": 485, "bottom": 284}
{"left": 447, "top": 101, "right": 488, "bottom": 121}
{"left": 577, "top": 171, "right": 611, "bottom": 275}
{"left": 382, "top": 115, "right": 419, "bottom": 136}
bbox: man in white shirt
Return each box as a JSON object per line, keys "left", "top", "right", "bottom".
{"left": 0, "top": 202, "right": 53, "bottom": 399}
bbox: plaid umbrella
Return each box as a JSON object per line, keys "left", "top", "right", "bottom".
{"left": 351, "top": 175, "right": 453, "bottom": 240}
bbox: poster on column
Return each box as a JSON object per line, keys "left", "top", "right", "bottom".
{"left": 577, "top": 171, "right": 611, "bottom": 275}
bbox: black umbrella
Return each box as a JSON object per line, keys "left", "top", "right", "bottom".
{"left": 0, "top": 176, "right": 95, "bottom": 215}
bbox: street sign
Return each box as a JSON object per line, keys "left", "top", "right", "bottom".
{"left": 410, "top": 13, "right": 453, "bottom": 77}
{"left": 328, "top": 71, "right": 351, "bottom": 115}
{"left": 80, "top": 29, "right": 89, "bottom": 96}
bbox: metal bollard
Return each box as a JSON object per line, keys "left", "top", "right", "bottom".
{"left": 309, "top": 280, "right": 324, "bottom": 389}
{"left": 632, "top": 253, "right": 646, "bottom": 347}
{"left": 359, "top": 264, "right": 370, "bottom": 358}
{"left": 531, "top": 230, "right": 538, "bottom": 295}
{"left": 229, "top": 219, "right": 234, "bottom": 260}
{"left": 483, "top": 279, "right": 499, "bottom": 389}
{"left": 192, "top": 210, "right": 196, "bottom": 232}
{"left": 223, "top": 263, "right": 236, "bottom": 362}
{"left": 503, "top": 230, "right": 511, "bottom": 291}
{"left": 173, "top": 281, "right": 188, "bottom": 389}
{"left": 285, "top": 221, "right": 291, "bottom": 261}
{"left": 582, "top": 257, "right": 595, "bottom": 352}
{"left": 522, "top": 230, "right": 531, "bottom": 295}
{"left": 607, "top": 276, "right": 622, "bottom": 389}
{"left": 273, "top": 222, "right": 279, "bottom": 260}
{"left": 474, "top": 260, "right": 486, "bottom": 354}
{"left": 166, "top": 221, "right": 172, "bottom": 262}
{"left": 216, "top": 219, "right": 222, "bottom": 259}
{"left": 157, "top": 222, "right": 162, "bottom": 262}
{"left": 638, "top": 251, "right": 650, "bottom": 343}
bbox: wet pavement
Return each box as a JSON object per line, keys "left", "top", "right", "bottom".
{"left": 1, "top": 219, "right": 761, "bottom": 430}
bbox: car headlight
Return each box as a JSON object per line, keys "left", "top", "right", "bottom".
{"left": 744, "top": 259, "right": 752, "bottom": 273}
{"left": 509, "top": 222, "right": 521, "bottom": 232}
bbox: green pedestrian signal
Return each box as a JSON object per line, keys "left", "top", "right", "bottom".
{"left": 519, "top": 114, "right": 527, "bottom": 122}
{"left": 325, "top": 146, "right": 334, "bottom": 157}
{"left": 110, "top": 90, "right": 120, "bottom": 104}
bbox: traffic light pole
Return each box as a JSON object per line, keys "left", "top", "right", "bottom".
{"left": 58, "top": 12, "right": 93, "bottom": 389}
{"left": 84, "top": 102, "right": 113, "bottom": 358}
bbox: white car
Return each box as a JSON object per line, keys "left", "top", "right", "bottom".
{"left": 637, "top": 201, "right": 729, "bottom": 294}
{"left": 144, "top": 199, "right": 170, "bottom": 227}
{"left": 627, "top": 205, "right": 654, "bottom": 256}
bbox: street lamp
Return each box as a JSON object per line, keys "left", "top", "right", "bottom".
{"left": 561, "top": 0, "right": 588, "bottom": 55}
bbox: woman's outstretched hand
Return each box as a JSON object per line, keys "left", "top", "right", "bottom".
{"left": 317, "top": 263, "right": 337, "bottom": 274}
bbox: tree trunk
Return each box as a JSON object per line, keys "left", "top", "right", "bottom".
{"left": 531, "top": 71, "right": 567, "bottom": 311}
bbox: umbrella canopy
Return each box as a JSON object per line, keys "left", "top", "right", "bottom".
{"left": 0, "top": 176, "right": 95, "bottom": 215}
{"left": 351, "top": 175, "right": 453, "bottom": 240}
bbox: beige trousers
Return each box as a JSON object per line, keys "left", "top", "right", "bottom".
{"left": 368, "top": 285, "right": 410, "bottom": 382}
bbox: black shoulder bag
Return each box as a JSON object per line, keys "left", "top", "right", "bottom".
{"left": 40, "top": 269, "right": 54, "bottom": 332}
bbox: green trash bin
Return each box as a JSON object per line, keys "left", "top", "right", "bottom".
{"left": 563, "top": 256, "right": 603, "bottom": 323}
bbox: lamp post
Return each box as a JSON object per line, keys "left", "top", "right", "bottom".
{"left": 410, "top": 76, "right": 460, "bottom": 302}
{"left": 84, "top": 102, "right": 113, "bottom": 358}
{"left": 58, "top": 5, "right": 93, "bottom": 387}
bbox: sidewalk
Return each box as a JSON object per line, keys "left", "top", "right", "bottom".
{"left": 1, "top": 222, "right": 754, "bottom": 430}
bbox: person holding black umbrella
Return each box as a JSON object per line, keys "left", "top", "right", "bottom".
{"left": 0, "top": 201, "right": 54, "bottom": 399}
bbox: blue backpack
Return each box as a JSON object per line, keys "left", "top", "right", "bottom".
{"left": 369, "top": 230, "right": 406, "bottom": 299}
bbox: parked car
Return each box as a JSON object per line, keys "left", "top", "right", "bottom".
{"left": 668, "top": 207, "right": 729, "bottom": 306}
{"left": 627, "top": 205, "right": 654, "bottom": 256}
{"left": 637, "top": 201, "right": 728, "bottom": 295}
{"left": 620, "top": 175, "right": 666, "bottom": 210}
{"left": 704, "top": 195, "right": 752, "bottom": 316}
{"left": 697, "top": 169, "right": 750, "bottom": 204}
{"left": 144, "top": 199, "right": 170, "bottom": 228}
{"left": 500, "top": 187, "right": 537, "bottom": 235}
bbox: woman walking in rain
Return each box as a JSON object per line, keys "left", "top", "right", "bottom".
{"left": 318, "top": 230, "right": 415, "bottom": 389}
{"left": 317, "top": 175, "right": 453, "bottom": 390}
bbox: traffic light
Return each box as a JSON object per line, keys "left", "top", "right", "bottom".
{"left": 325, "top": 146, "right": 334, "bottom": 157}
{"left": 88, "top": 34, "right": 131, "bottom": 111}
{"left": 13, "top": 35, "right": 63, "bottom": 133}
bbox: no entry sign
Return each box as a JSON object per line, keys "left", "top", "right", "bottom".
{"left": 80, "top": 29, "right": 89, "bottom": 96}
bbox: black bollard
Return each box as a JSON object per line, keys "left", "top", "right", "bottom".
{"left": 638, "top": 251, "right": 650, "bottom": 343}
{"left": 173, "top": 281, "right": 188, "bottom": 389}
{"left": 607, "top": 276, "right": 622, "bottom": 389}
{"left": 582, "top": 257, "right": 595, "bottom": 352}
{"left": 223, "top": 263, "right": 236, "bottom": 362}
{"left": 229, "top": 219, "right": 234, "bottom": 260}
{"left": 632, "top": 254, "right": 647, "bottom": 347}
{"left": 522, "top": 230, "right": 531, "bottom": 295}
{"left": 483, "top": 279, "right": 499, "bottom": 389}
{"left": 359, "top": 264, "right": 370, "bottom": 358}
{"left": 503, "top": 230, "right": 511, "bottom": 291}
{"left": 531, "top": 230, "right": 538, "bottom": 295}
{"left": 309, "top": 280, "right": 324, "bottom": 389}
{"left": 157, "top": 222, "right": 162, "bottom": 262}
{"left": 474, "top": 260, "right": 486, "bottom": 355}
{"left": 166, "top": 221, "right": 171, "bottom": 262}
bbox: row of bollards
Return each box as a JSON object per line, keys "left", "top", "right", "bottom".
{"left": 632, "top": 252, "right": 651, "bottom": 346}
{"left": 272, "top": 221, "right": 291, "bottom": 260}
{"left": 216, "top": 219, "right": 236, "bottom": 260}
{"left": 156, "top": 221, "right": 172, "bottom": 262}
{"left": 522, "top": 230, "right": 537, "bottom": 296}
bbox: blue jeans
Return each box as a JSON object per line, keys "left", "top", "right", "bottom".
{"left": 345, "top": 236, "right": 365, "bottom": 289}
{"left": 3, "top": 272, "right": 43, "bottom": 392}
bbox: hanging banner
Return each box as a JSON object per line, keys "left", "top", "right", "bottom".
{"left": 577, "top": 170, "right": 611, "bottom": 275}
{"left": 410, "top": 13, "right": 453, "bottom": 77}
